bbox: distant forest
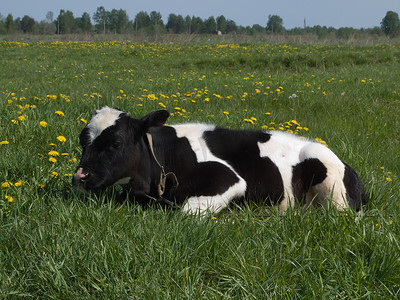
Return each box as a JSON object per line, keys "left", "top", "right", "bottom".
{"left": 1, "top": 7, "right": 399, "bottom": 39}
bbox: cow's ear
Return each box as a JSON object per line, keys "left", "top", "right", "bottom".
{"left": 140, "top": 109, "right": 170, "bottom": 130}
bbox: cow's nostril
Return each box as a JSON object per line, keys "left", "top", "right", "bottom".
{"left": 80, "top": 173, "right": 90, "bottom": 182}
{"left": 74, "top": 167, "right": 90, "bottom": 183}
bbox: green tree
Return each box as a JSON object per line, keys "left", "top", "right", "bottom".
{"left": 76, "top": 12, "right": 92, "bottom": 33}
{"left": 266, "top": 14, "right": 284, "bottom": 33}
{"left": 190, "top": 16, "right": 204, "bottom": 33}
{"left": 134, "top": 11, "right": 152, "bottom": 31}
{"left": 5, "top": 14, "right": 15, "bottom": 33}
{"left": 57, "top": 10, "right": 77, "bottom": 34}
{"left": 108, "top": 9, "right": 129, "bottom": 33}
{"left": 203, "top": 16, "right": 216, "bottom": 33}
{"left": 216, "top": 15, "right": 227, "bottom": 33}
{"left": 150, "top": 11, "right": 163, "bottom": 26}
{"left": 252, "top": 24, "right": 265, "bottom": 34}
{"left": 381, "top": 11, "right": 400, "bottom": 37}
{"left": 226, "top": 19, "right": 237, "bottom": 33}
{"left": 93, "top": 6, "right": 108, "bottom": 33}
{"left": 20, "top": 15, "right": 36, "bottom": 33}
{"left": 166, "top": 14, "right": 185, "bottom": 33}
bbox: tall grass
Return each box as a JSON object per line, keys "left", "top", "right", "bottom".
{"left": 0, "top": 41, "right": 399, "bottom": 298}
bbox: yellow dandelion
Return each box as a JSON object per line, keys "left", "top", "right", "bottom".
{"left": 48, "top": 150, "right": 59, "bottom": 156}
{"left": 18, "top": 115, "right": 25, "bottom": 122}
{"left": 61, "top": 153, "right": 69, "bottom": 156}
{"left": 315, "top": 138, "right": 328, "bottom": 147}
{"left": 223, "top": 111, "right": 229, "bottom": 115}
{"left": 49, "top": 157, "right": 57, "bottom": 163}
{"left": 14, "top": 180, "right": 25, "bottom": 187}
{"left": 55, "top": 110, "right": 64, "bottom": 116}
{"left": 0, "top": 141, "right": 9, "bottom": 145}
{"left": 69, "top": 157, "right": 77, "bottom": 163}
{"left": 40, "top": 121, "right": 48, "bottom": 127}
{"left": 51, "top": 171, "right": 59, "bottom": 178}
{"left": 57, "top": 136, "right": 66, "bottom": 142}
{"left": 38, "top": 183, "right": 46, "bottom": 189}
{"left": 5, "top": 195, "right": 14, "bottom": 203}
{"left": 80, "top": 118, "right": 87, "bottom": 124}
{"left": 1, "top": 182, "right": 13, "bottom": 189}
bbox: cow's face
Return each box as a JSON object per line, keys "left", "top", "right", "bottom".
{"left": 72, "top": 107, "right": 169, "bottom": 193}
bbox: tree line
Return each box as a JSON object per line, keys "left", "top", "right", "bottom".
{"left": 0, "top": 7, "right": 399, "bottom": 38}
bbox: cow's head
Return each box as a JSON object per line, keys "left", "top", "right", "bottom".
{"left": 72, "top": 106, "right": 169, "bottom": 193}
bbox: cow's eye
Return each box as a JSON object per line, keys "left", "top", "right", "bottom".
{"left": 110, "top": 141, "right": 122, "bottom": 150}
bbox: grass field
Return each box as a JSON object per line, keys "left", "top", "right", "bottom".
{"left": 1, "top": 41, "right": 400, "bottom": 298}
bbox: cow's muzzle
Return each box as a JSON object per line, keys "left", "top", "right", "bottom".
{"left": 73, "top": 167, "right": 90, "bottom": 184}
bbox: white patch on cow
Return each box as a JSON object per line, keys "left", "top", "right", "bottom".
{"left": 299, "top": 143, "right": 347, "bottom": 210}
{"left": 182, "top": 179, "right": 247, "bottom": 215}
{"left": 114, "top": 177, "right": 131, "bottom": 186}
{"left": 87, "top": 106, "right": 122, "bottom": 142}
{"left": 172, "top": 123, "right": 216, "bottom": 162}
{"left": 258, "top": 131, "right": 309, "bottom": 210}
{"left": 258, "top": 131, "right": 348, "bottom": 211}
{"left": 173, "top": 123, "right": 247, "bottom": 214}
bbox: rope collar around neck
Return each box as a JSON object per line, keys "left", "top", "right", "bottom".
{"left": 145, "top": 132, "right": 179, "bottom": 208}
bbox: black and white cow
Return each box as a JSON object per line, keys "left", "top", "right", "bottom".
{"left": 73, "top": 106, "right": 367, "bottom": 214}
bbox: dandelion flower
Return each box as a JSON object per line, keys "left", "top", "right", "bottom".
{"left": 55, "top": 110, "right": 64, "bottom": 116}
{"left": 38, "top": 183, "right": 46, "bottom": 189}
{"left": 48, "top": 150, "right": 59, "bottom": 156}
{"left": 49, "top": 157, "right": 57, "bottom": 163}
{"left": 315, "top": 138, "right": 328, "bottom": 147}
{"left": 57, "top": 136, "right": 66, "bottom": 142}
{"left": 1, "top": 182, "right": 12, "bottom": 189}
{"left": 5, "top": 195, "right": 14, "bottom": 203}
{"left": 80, "top": 118, "right": 87, "bottom": 124}
{"left": 51, "top": 171, "right": 58, "bottom": 178}
{"left": 0, "top": 141, "right": 9, "bottom": 145}
{"left": 14, "top": 180, "right": 25, "bottom": 187}
{"left": 40, "top": 121, "right": 48, "bottom": 127}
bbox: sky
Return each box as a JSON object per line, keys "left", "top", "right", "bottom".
{"left": 2, "top": 0, "right": 400, "bottom": 29}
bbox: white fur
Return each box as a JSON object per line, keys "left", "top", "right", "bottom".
{"left": 258, "top": 131, "right": 308, "bottom": 210}
{"left": 173, "top": 123, "right": 247, "bottom": 214}
{"left": 87, "top": 106, "right": 122, "bottom": 142}
{"left": 299, "top": 143, "right": 347, "bottom": 209}
{"left": 258, "top": 131, "right": 347, "bottom": 211}
{"left": 172, "top": 123, "right": 216, "bottom": 162}
{"left": 182, "top": 179, "right": 247, "bottom": 215}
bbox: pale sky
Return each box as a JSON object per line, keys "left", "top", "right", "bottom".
{"left": 2, "top": 0, "right": 399, "bottom": 29}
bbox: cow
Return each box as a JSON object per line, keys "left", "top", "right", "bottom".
{"left": 73, "top": 106, "right": 367, "bottom": 214}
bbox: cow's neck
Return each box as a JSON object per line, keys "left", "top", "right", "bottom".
{"left": 144, "top": 132, "right": 179, "bottom": 207}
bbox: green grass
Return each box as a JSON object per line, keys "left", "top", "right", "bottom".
{"left": 1, "top": 41, "right": 400, "bottom": 298}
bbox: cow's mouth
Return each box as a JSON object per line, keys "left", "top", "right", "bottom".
{"left": 72, "top": 167, "right": 105, "bottom": 192}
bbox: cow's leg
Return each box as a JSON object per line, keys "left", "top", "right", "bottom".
{"left": 299, "top": 143, "right": 348, "bottom": 210}
{"left": 180, "top": 162, "right": 247, "bottom": 215}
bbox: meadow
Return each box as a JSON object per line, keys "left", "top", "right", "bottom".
{"left": 0, "top": 40, "right": 400, "bottom": 298}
